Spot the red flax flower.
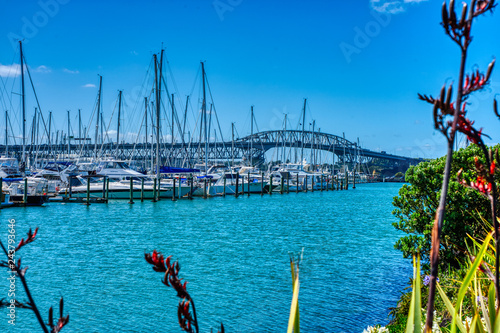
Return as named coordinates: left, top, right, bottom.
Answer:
left=144, top=250, right=168, bottom=272
left=178, top=300, right=195, bottom=333
left=458, top=156, right=496, bottom=196
left=145, top=251, right=200, bottom=332
left=47, top=298, right=69, bottom=333
left=463, top=60, right=495, bottom=96
left=474, top=0, right=496, bottom=16
left=15, top=227, right=39, bottom=252
left=456, top=106, right=484, bottom=145
left=145, top=251, right=226, bottom=333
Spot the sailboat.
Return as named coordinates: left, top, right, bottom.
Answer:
left=1, top=41, right=49, bottom=206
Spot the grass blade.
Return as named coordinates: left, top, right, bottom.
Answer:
left=489, top=282, right=496, bottom=331
left=287, top=272, right=300, bottom=333
left=437, top=283, right=467, bottom=333
left=290, top=258, right=300, bottom=333
left=406, top=255, right=422, bottom=333
left=452, top=232, right=494, bottom=333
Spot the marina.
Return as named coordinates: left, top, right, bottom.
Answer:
left=0, top=41, right=420, bottom=209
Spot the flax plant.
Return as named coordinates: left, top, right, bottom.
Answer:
left=145, top=251, right=303, bottom=332
left=288, top=253, right=301, bottom=333
left=145, top=251, right=224, bottom=333
left=417, top=0, right=496, bottom=330
left=0, top=227, right=69, bottom=333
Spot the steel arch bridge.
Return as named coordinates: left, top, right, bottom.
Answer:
left=0, top=130, right=424, bottom=170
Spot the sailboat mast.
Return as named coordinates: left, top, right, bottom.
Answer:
left=5, top=111, right=8, bottom=155
left=31, top=108, right=36, bottom=147
left=343, top=132, right=346, bottom=175
left=48, top=111, right=52, bottom=157
left=95, top=75, right=102, bottom=158
left=282, top=113, right=287, bottom=163
left=182, top=95, right=189, bottom=142
left=231, top=122, right=234, bottom=166
left=144, top=97, right=148, bottom=146
left=144, top=97, right=148, bottom=170
left=19, top=41, right=26, bottom=163
left=67, top=110, right=71, bottom=155
left=171, top=93, right=174, bottom=148
left=301, top=98, right=307, bottom=164
left=155, top=50, right=164, bottom=181
left=154, top=54, right=158, bottom=176
left=250, top=105, right=254, bottom=166
left=150, top=101, right=154, bottom=173
left=171, top=93, right=175, bottom=166
left=116, top=90, right=122, bottom=159
left=100, top=111, right=104, bottom=144
left=201, top=62, right=207, bottom=174
left=78, top=109, right=81, bottom=151
left=311, top=119, right=315, bottom=167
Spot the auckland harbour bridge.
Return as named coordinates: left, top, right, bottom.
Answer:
left=1, top=129, right=424, bottom=172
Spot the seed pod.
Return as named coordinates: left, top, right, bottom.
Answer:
left=433, top=101, right=439, bottom=129
left=60, top=297, right=64, bottom=318
left=440, top=85, right=446, bottom=105
left=442, top=1, right=449, bottom=26
left=459, top=2, right=468, bottom=28
left=48, top=306, right=54, bottom=327
left=445, top=84, right=453, bottom=107
left=449, top=0, right=457, bottom=28
left=486, top=58, right=495, bottom=81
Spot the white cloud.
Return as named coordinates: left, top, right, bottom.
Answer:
left=63, top=68, right=79, bottom=74
left=0, top=63, right=21, bottom=77
left=82, top=83, right=96, bottom=88
left=370, top=0, right=428, bottom=14
left=34, top=65, right=51, bottom=73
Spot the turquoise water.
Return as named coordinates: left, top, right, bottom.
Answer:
left=0, top=183, right=411, bottom=332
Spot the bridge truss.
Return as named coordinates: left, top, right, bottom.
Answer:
left=1, top=130, right=423, bottom=171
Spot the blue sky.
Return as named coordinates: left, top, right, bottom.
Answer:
left=0, top=0, right=499, bottom=159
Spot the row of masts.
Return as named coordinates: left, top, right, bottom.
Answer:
left=6, top=42, right=351, bottom=172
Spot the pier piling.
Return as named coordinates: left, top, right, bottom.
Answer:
left=106, top=178, right=109, bottom=202
left=260, top=172, right=264, bottom=196
left=189, top=175, right=194, bottom=199
left=141, top=178, right=144, bottom=202
left=157, top=177, right=161, bottom=200
left=353, top=168, right=356, bottom=189
left=152, top=178, right=157, bottom=202
left=296, top=174, right=299, bottom=193
left=269, top=174, right=273, bottom=195
left=128, top=177, right=134, bottom=204
left=235, top=174, right=239, bottom=198
left=85, top=178, right=90, bottom=206
left=223, top=175, right=226, bottom=197
left=172, top=178, right=177, bottom=201
left=23, top=178, right=27, bottom=204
